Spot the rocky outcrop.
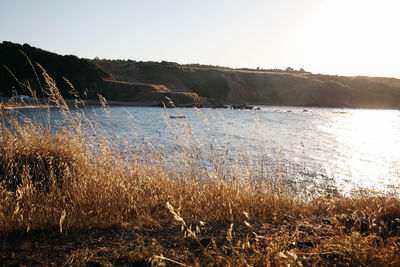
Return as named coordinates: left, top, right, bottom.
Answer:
left=230, top=104, right=258, bottom=110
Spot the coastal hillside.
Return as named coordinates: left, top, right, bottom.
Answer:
left=0, top=41, right=110, bottom=99
left=97, top=60, right=400, bottom=109
left=0, top=42, right=199, bottom=106
left=2, top=41, right=400, bottom=109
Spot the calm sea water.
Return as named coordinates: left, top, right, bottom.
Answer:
left=8, top=106, right=400, bottom=193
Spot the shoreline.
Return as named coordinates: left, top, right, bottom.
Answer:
left=2, top=99, right=400, bottom=111
left=1, top=104, right=55, bottom=110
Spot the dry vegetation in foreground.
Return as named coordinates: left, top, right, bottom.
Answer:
left=0, top=70, right=400, bottom=266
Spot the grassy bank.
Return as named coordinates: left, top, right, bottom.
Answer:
left=1, top=78, right=400, bottom=266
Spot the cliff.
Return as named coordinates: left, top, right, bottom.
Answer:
left=2, top=41, right=400, bottom=109
left=97, top=60, right=400, bottom=109
left=0, top=42, right=200, bottom=106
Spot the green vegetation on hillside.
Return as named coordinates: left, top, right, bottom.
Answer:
left=0, top=42, right=200, bottom=106
left=98, top=59, right=400, bottom=109
left=2, top=41, right=400, bottom=109
left=0, top=41, right=111, bottom=98
left=98, top=60, right=231, bottom=99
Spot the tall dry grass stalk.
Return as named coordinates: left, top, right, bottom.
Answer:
left=0, top=64, right=400, bottom=266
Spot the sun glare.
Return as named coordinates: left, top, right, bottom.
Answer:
left=292, top=0, right=400, bottom=77
left=332, top=110, right=400, bottom=190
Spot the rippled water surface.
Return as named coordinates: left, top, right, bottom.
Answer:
left=10, top=106, right=400, bottom=193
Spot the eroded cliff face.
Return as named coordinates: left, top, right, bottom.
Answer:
left=97, top=60, right=141, bottom=83
left=96, top=60, right=190, bottom=92
left=94, top=58, right=400, bottom=109
left=2, top=41, right=400, bottom=109
left=222, top=72, right=258, bottom=104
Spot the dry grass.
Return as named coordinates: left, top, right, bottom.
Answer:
left=0, top=67, right=400, bottom=266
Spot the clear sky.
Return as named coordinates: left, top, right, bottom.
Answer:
left=1, top=0, right=399, bottom=78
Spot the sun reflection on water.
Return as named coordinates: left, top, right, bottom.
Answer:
left=329, top=109, right=400, bottom=191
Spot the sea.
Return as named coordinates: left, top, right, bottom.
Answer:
left=5, top=105, right=400, bottom=195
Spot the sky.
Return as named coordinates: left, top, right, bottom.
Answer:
left=1, top=0, right=400, bottom=78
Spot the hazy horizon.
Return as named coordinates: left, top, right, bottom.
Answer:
left=1, top=0, right=400, bottom=78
